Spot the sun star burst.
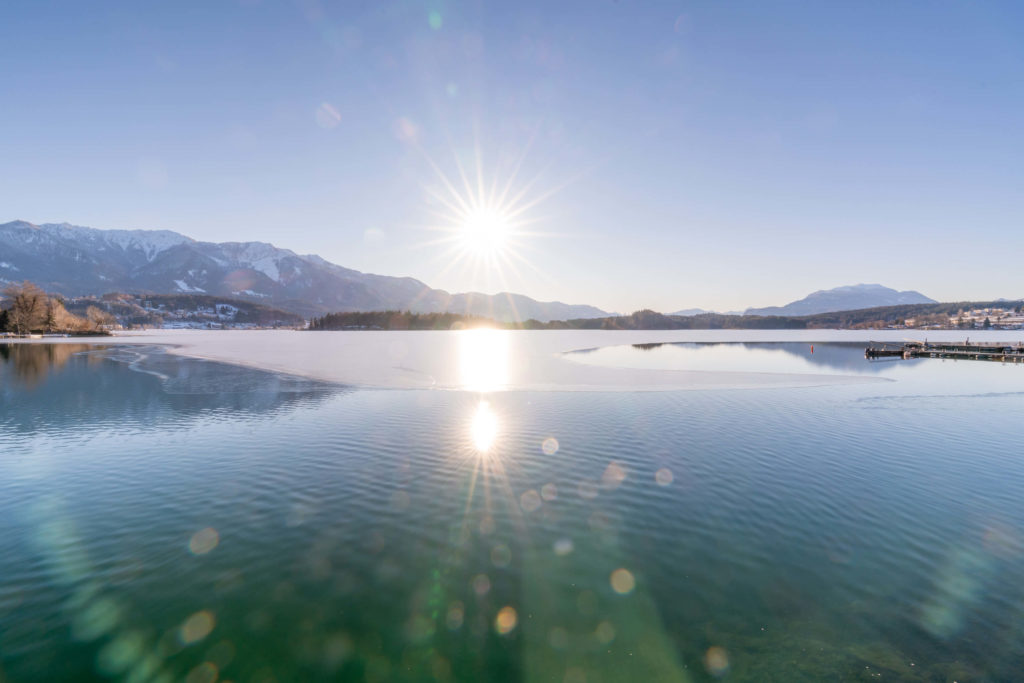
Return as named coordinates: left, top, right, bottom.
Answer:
left=410, top=139, right=565, bottom=305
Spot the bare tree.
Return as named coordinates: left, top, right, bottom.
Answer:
left=3, top=281, right=48, bottom=335
left=50, top=299, right=90, bottom=332
left=86, top=305, right=116, bottom=331
left=44, top=300, right=57, bottom=333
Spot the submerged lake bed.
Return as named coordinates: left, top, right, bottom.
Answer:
left=2, top=333, right=1023, bottom=681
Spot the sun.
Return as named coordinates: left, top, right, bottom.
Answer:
left=410, top=138, right=570, bottom=311
left=460, top=207, right=511, bottom=258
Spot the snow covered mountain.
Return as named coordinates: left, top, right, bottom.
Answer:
left=744, top=284, right=936, bottom=317
left=0, top=220, right=609, bottom=321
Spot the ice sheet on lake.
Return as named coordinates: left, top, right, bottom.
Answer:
left=12, top=328, right=1019, bottom=391
left=0, top=329, right=905, bottom=391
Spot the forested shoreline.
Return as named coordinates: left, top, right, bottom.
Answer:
left=309, top=300, right=1024, bottom=332
left=0, top=281, right=112, bottom=336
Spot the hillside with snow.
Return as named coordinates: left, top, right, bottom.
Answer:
left=0, top=220, right=608, bottom=321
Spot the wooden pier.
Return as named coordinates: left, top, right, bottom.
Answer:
left=865, top=341, right=1024, bottom=362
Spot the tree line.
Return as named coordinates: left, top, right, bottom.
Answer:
left=0, top=281, right=114, bottom=335
left=307, top=308, right=808, bottom=331
left=309, top=310, right=499, bottom=330
left=307, top=299, right=1024, bottom=332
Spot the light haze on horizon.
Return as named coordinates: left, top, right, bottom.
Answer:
left=2, top=1, right=1023, bottom=313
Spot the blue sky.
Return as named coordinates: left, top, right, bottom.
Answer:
left=2, top=1, right=1022, bottom=313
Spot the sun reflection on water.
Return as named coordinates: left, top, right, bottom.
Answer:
left=470, top=401, right=499, bottom=452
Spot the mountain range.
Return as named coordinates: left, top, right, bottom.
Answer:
left=668, top=307, right=743, bottom=317
left=0, top=220, right=609, bottom=322
left=743, top=284, right=936, bottom=316
left=0, top=222, right=947, bottom=322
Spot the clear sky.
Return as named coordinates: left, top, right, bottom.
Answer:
left=2, top=1, right=1023, bottom=313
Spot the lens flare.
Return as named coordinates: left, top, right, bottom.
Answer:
left=495, top=606, right=518, bottom=634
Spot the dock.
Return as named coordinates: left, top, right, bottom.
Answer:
left=865, top=341, right=1024, bottom=362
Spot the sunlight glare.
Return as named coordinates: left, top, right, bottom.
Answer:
left=459, top=328, right=509, bottom=392
left=460, top=207, right=510, bottom=258
left=471, top=401, right=500, bottom=452
left=413, top=144, right=565, bottom=306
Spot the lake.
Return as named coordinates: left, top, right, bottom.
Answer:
left=2, top=333, right=1023, bottom=682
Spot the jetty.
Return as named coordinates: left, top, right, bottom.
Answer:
left=866, top=340, right=1024, bottom=362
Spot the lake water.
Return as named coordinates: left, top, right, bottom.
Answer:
left=2, top=335, right=1023, bottom=682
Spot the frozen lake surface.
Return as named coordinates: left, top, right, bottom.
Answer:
left=16, top=328, right=1024, bottom=391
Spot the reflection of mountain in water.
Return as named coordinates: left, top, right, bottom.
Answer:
left=0, top=344, right=343, bottom=436
left=744, top=342, right=922, bottom=373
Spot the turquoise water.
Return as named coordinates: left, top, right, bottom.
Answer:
left=2, top=342, right=1023, bottom=682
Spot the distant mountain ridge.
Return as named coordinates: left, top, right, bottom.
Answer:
left=744, top=284, right=936, bottom=317
left=668, top=307, right=743, bottom=317
left=668, top=308, right=712, bottom=317
left=0, top=220, right=609, bottom=322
